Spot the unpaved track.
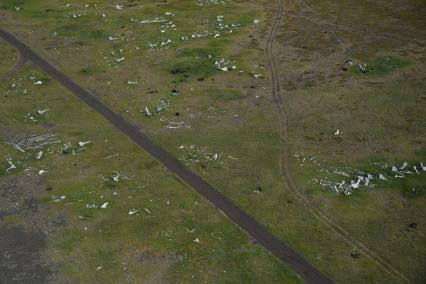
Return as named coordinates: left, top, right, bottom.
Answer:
left=0, top=26, right=333, bottom=284
left=0, top=49, right=27, bottom=83
left=266, top=0, right=409, bottom=282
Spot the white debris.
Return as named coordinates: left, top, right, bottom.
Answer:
left=421, top=162, right=426, bottom=171
left=100, top=202, right=109, bottom=209
left=38, top=169, right=47, bottom=175
left=358, top=63, right=367, bottom=73
left=128, top=209, right=138, bottom=215
left=52, top=195, right=66, bottom=202
left=33, top=80, right=43, bottom=85
left=86, top=203, right=98, bottom=209
left=400, top=162, right=408, bottom=170
left=78, top=141, right=91, bottom=147
left=37, top=109, right=49, bottom=115
left=127, top=80, right=138, bottom=85
left=379, top=174, right=387, bottom=180
left=193, top=238, right=200, bottom=243
left=140, top=17, right=167, bottom=24
left=334, top=129, right=340, bottom=136
left=5, top=159, right=17, bottom=173
left=96, top=266, right=103, bottom=271
left=115, top=4, right=123, bottom=10
left=112, top=172, right=120, bottom=182
left=36, top=151, right=43, bottom=160
left=116, top=57, right=125, bottom=62
left=144, top=208, right=151, bottom=214
left=108, top=36, right=118, bottom=41
left=253, top=19, right=260, bottom=25
left=413, top=166, right=420, bottom=174
left=144, top=107, right=153, bottom=116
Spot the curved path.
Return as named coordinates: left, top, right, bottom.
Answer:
left=0, top=46, right=27, bottom=83
left=265, top=0, right=408, bottom=282
left=0, top=24, right=332, bottom=284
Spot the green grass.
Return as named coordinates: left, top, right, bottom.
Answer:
left=1, top=0, right=425, bottom=283
left=351, top=56, right=410, bottom=76
left=0, top=62, right=301, bottom=283
left=205, top=88, right=246, bottom=100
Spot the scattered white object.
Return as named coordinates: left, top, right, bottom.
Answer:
left=78, top=141, right=91, bottom=147
left=115, top=4, right=123, bottom=10
left=38, top=169, right=47, bottom=175
left=421, top=162, right=426, bottom=171
left=379, top=174, right=387, bottom=180
left=100, top=202, right=109, bottom=209
left=112, top=172, right=120, bottom=182
left=400, top=162, right=408, bottom=170
left=37, top=109, right=49, bottom=115
left=144, top=107, right=153, bottom=116
left=253, top=19, right=260, bottom=24
left=116, top=57, right=125, bottom=62
left=96, top=266, right=103, bottom=271
left=128, top=209, right=138, bottom=215
left=127, top=80, right=138, bottom=85
left=33, top=80, right=43, bottom=85
left=36, top=151, right=43, bottom=160
left=193, top=238, right=200, bottom=243
left=108, top=36, right=118, bottom=41
left=413, top=166, right=420, bottom=174
left=144, top=208, right=151, bottom=214
left=6, top=159, right=16, bottom=173
left=358, top=63, right=367, bottom=73
left=52, top=195, right=66, bottom=202
left=334, top=129, right=340, bottom=136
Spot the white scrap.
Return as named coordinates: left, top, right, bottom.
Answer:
left=379, top=174, right=387, bottom=180
left=421, top=162, right=426, bottom=171
left=116, top=57, right=125, bottom=62
left=127, top=80, right=138, bottom=85
left=37, top=109, right=49, bottom=115
left=144, top=208, right=151, bottom=214
left=100, top=202, right=109, bottom=209
left=5, top=159, right=17, bottom=173
left=78, top=141, right=91, bottom=147
left=36, top=151, right=43, bottom=160
left=33, top=80, right=43, bottom=85
left=400, top=162, right=408, bottom=170
left=253, top=19, right=260, bottom=24
left=38, top=169, right=47, bottom=175
left=128, top=209, right=138, bottom=215
left=112, top=172, right=120, bottom=182
left=334, top=129, right=340, bottom=136
left=193, top=238, right=200, bottom=243
left=115, top=4, right=123, bottom=10
left=144, top=107, right=153, bottom=116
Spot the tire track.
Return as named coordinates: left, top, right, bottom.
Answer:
left=265, top=0, right=410, bottom=282
left=0, top=49, right=27, bottom=83
left=0, top=27, right=333, bottom=284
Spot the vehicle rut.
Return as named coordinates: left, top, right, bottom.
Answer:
left=265, top=0, right=410, bottom=282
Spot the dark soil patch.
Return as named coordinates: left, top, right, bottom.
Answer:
left=0, top=225, right=51, bottom=283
